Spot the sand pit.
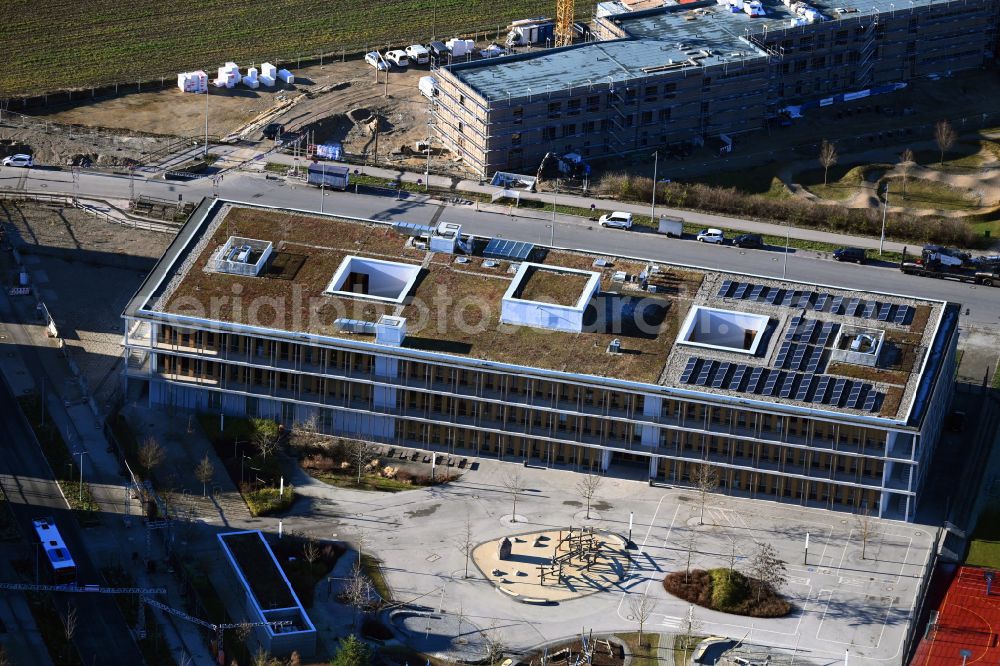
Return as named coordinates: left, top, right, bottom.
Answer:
left=472, top=527, right=628, bottom=603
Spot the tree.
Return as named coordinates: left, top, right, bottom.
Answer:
left=344, top=440, right=377, bottom=485
left=748, top=542, right=788, bottom=602
left=303, top=537, right=321, bottom=566
left=627, top=593, right=655, bottom=646
left=935, top=120, right=956, bottom=166
left=693, top=464, right=719, bottom=526
left=137, top=436, right=165, bottom=480
left=330, top=635, right=370, bottom=666
left=458, top=513, right=475, bottom=578
left=576, top=474, right=602, bottom=520
left=726, top=537, right=740, bottom=585
left=681, top=531, right=698, bottom=583
left=481, top=625, right=508, bottom=666
left=253, top=428, right=277, bottom=463
left=342, top=562, right=373, bottom=630
left=63, top=602, right=78, bottom=642
left=857, top=505, right=879, bottom=560
left=899, top=148, right=915, bottom=196
left=502, top=472, right=526, bottom=522
left=819, top=139, right=838, bottom=185
left=195, top=454, right=214, bottom=497
left=680, top=604, right=704, bottom=665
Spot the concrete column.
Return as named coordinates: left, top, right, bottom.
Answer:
left=648, top=455, right=659, bottom=479
left=599, top=448, right=611, bottom=472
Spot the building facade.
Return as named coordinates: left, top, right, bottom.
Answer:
left=430, top=0, right=1000, bottom=174
left=123, top=200, right=959, bottom=522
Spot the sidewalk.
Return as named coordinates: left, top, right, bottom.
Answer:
left=264, top=152, right=910, bottom=253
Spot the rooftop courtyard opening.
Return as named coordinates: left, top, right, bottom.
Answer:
left=324, top=256, right=422, bottom=304
left=678, top=306, right=770, bottom=355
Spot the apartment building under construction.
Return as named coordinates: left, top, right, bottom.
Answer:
left=123, top=200, right=958, bottom=522
left=430, top=0, right=1000, bottom=174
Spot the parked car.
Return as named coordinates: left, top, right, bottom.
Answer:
left=833, top=246, right=867, bottom=264
left=405, top=44, right=430, bottom=65
left=734, top=233, right=764, bottom=249
left=598, top=211, right=634, bottom=229
left=696, top=228, right=725, bottom=244
left=1, top=154, right=32, bottom=168
left=262, top=123, right=284, bottom=140
left=364, top=51, right=388, bottom=71
left=385, top=50, right=410, bottom=68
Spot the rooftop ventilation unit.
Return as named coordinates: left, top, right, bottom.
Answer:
left=335, top=319, right=378, bottom=335
left=207, top=237, right=273, bottom=276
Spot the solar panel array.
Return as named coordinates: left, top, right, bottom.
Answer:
left=717, top=280, right=915, bottom=326
left=484, top=238, right=534, bottom=260
left=678, top=356, right=881, bottom=412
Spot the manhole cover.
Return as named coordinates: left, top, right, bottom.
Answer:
left=426, top=553, right=440, bottom=562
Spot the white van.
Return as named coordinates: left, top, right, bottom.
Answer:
left=405, top=44, right=430, bottom=65
left=385, top=50, right=410, bottom=68
left=696, top=228, right=726, bottom=244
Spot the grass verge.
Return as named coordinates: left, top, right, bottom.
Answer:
left=673, top=634, right=706, bottom=666
left=883, top=177, right=980, bottom=211
left=967, top=506, right=1000, bottom=568
left=360, top=553, right=392, bottom=602
left=618, top=631, right=660, bottom=665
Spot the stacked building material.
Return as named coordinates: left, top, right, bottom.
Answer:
left=277, top=68, right=295, bottom=84
left=242, top=66, right=260, bottom=89
left=259, top=62, right=277, bottom=87
left=177, top=71, right=208, bottom=93
left=214, top=62, right=240, bottom=88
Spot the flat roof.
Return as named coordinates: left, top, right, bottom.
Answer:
left=446, top=0, right=963, bottom=100
left=126, top=201, right=950, bottom=424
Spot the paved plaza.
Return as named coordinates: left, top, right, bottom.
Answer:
left=284, top=456, right=936, bottom=665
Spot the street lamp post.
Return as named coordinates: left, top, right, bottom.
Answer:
left=203, top=85, right=210, bottom=157
left=880, top=182, right=889, bottom=256
left=551, top=190, right=557, bottom=246
left=75, top=451, right=87, bottom=504
left=782, top=220, right=790, bottom=280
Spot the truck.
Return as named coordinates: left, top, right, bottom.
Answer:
left=505, top=18, right=555, bottom=47
left=656, top=215, right=684, bottom=238
left=307, top=163, right=350, bottom=190
left=899, top=245, right=1000, bottom=286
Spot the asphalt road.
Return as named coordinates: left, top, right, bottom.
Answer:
left=0, top=347, right=143, bottom=661
left=2, top=165, right=998, bottom=327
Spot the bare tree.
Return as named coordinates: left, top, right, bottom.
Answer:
left=682, top=531, right=698, bottom=583
left=502, top=472, right=526, bottom=522
left=857, top=505, right=879, bottom=560
left=344, top=440, right=377, bottom=484
left=253, top=429, right=277, bottom=463
left=576, top=474, right=603, bottom=520
left=234, top=618, right=253, bottom=646
left=252, top=648, right=271, bottom=666
left=680, top=604, right=704, bottom=665
left=725, top=537, right=740, bottom=584
left=195, top=454, right=214, bottom=497
left=819, top=139, right=838, bottom=185
left=342, top=562, right=374, bottom=630
left=935, top=120, right=957, bottom=166
left=458, top=513, right=475, bottom=578
left=481, top=624, right=508, bottom=666
left=63, top=602, right=78, bottom=642
left=899, top=148, right=915, bottom=196
left=303, top=537, right=321, bottom=566
left=748, top=542, right=788, bottom=602
left=693, top=464, right=719, bottom=526
left=628, top=593, right=656, bottom=646
left=137, top=436, right=165, bottom=480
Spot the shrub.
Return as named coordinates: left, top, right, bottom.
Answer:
left=663, top=568, right=791, bottom=618
left=243, top=484, right=295, bottom=516
left=381, top=466, right=397, bottom=479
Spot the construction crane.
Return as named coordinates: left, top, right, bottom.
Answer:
left=555, top=0, right=575, bottom=46
left=141, top=596, right=292, bottom=662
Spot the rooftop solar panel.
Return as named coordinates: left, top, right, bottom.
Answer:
left=484, top=238, right=534, bottom=260
left=778, top=373, right=797, bottom=398
left=801, top=319, right=819, bottom=343
left=747, top=368, right=765, bottom=393
left=762, top=371, right=780, bottom=397
left=795, top=375, right=815, bottom=401
left=790, top=345, right=807, bottom=369
left=814, top=293, right=830, bottom=311
left=695, top=361, right=716, bottom=386
left=774, top=341, right=792, bottom=368
left=785, top=317, right=802, bottom=341
left=830, top=378, right=848, bottom=406
left=749, top=285, right=765, bottom=301
left=766, top=289, right=783, bottom=305
left=712, top=362, right=732, bottom=389
left=680, top=357, right=699, bottom=383
left=862, top=301, right=877, bottom=318
left=816, top=322, right=836, bottom=347
left=780, top=290, right=795, bottom=307
left=805, top=347, right=824, bottom=373
left=830, top=295, right=845, bottom=314
left=728, top=364, right=748, bottom=390
left=717, top=280, right=734, bottom=298
left=847, top=383, right=867, bottom=409
left=796, top=291, right=813, bottom=308
left=894, top=305, right=912, bottom=325
left=811, top=376, right=831, bottom=403
left=733, top=283, right=751, bottom=299
left=863, top=390, right=879, bottom=411
left=846, top=298, right=861, bottom=317
left=877, top=303, right=893, bottom=321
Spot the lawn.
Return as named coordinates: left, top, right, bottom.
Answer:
left=672, top=635, right=706, bottom=666
left=618, top=631, right=660, bottom=666
left=0, top=0, right=586, bottom=97
left=966, top=507, right=1000, bottom=568
left=683, top=169, right=789, bottom=199
left=882, top=177, right=980, bottom=211
left=798, top=164, right=874, bottom=201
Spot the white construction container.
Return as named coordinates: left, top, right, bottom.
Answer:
left=418, top=76, right=437, bottom=99
left=261, top=62, right=278, bottom=79
left=277, top=69, right=294, bottom=84
left=177, top=70, right=208, bottom=93
left=242, top=66, right=259, bottom=88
